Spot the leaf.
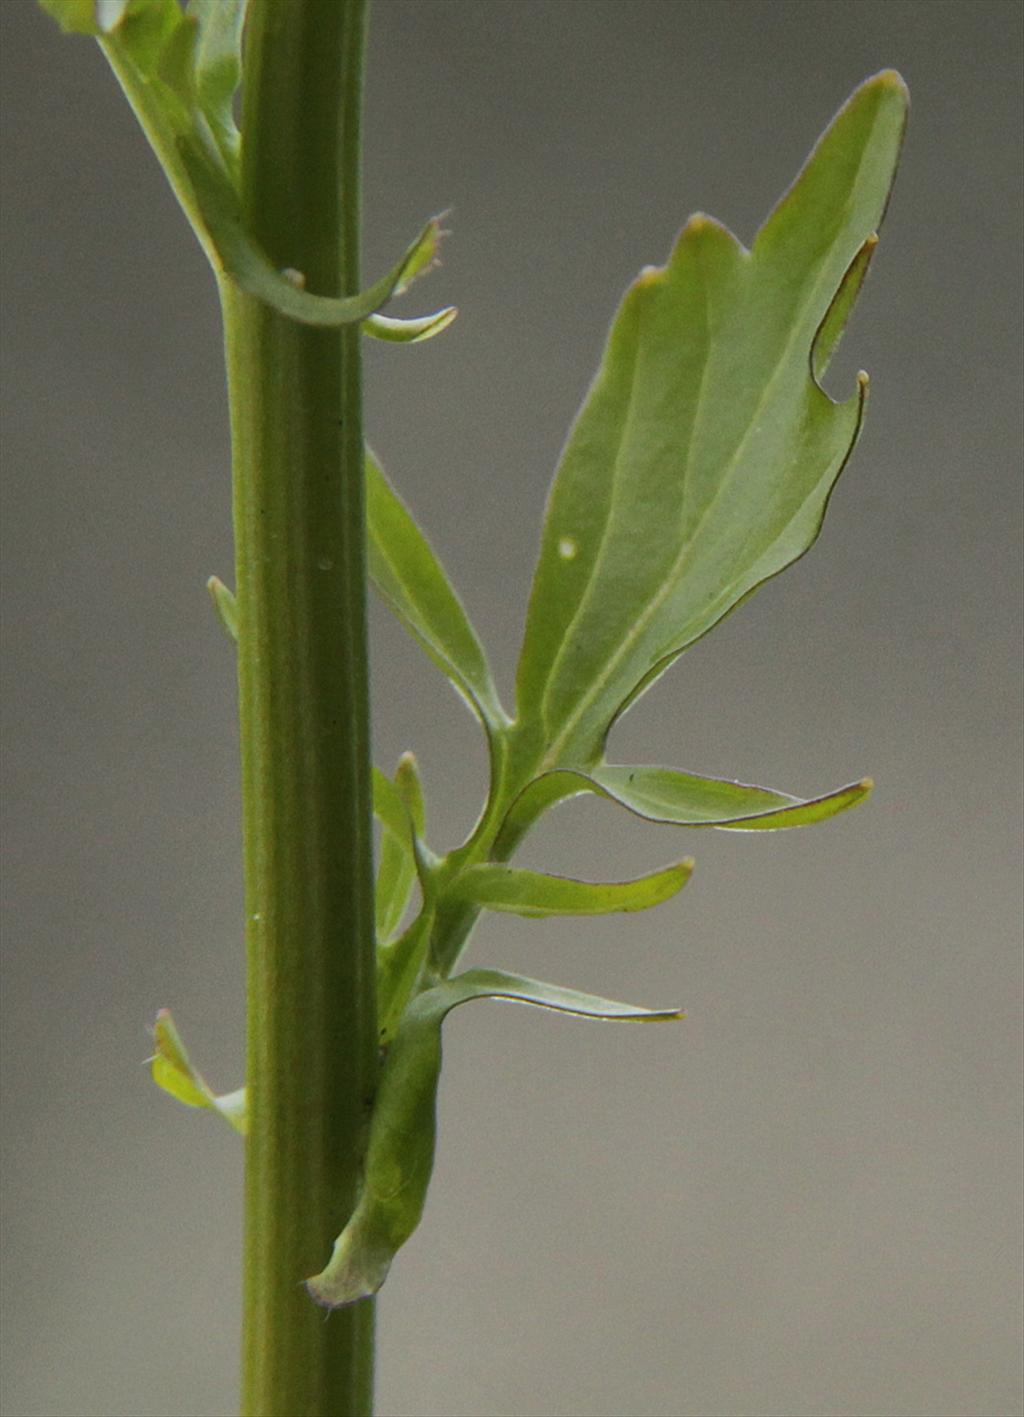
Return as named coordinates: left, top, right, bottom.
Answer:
left=449, top=858, right=693, bottom=918
left=363, top=308, right=458, bottom=343
left=366, top=448, right=506, bottom=731
left=394, top=752, right=426, bottom=836
left=38, top=0, right=110, bottom=32
left=376, top=756, right=421, bottom=945
left=376, top=826, right=416, bottom=945
left=306, top=969, right=682, bottom=1308
left=376, top=909, right=434, bottom=1048
left=513, top=72, right=907, bottom=768
left=186, top=0, right=247, bottom=175
left=179, top=136, right=450, bottom=329
left=150, top=1009, right=246, bottom=1134
left=372, top=766, right=413, bottom=844
left=206, top=575, right=238, bottom=641
left=109, top=0, right=186, bottom=80
left=496, top=763, right=873, bottom=849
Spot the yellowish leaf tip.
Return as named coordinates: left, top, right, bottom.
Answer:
left=873, top=68, right=910, bottom=99
left=636, top=264, right=664, bottom=289
left=856, top=370, right=870, bottom=391
left=858, top=777, right=875, bottom=792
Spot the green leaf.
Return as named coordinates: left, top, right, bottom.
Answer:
left=376, top=825, right=416, bottom=945
left=206, top=575, right=238, bottom=641
left=38, top=0, right=107, bottom=32
left=186, top=0, right=247, bottom=175
left=366, top=448, right=506, bottom=731
left=363, top=308, right=458, bottom=343
left=376, top=756, right=422, bottom=945
left=111, top=0, right=186, bottom=80
left=205, top=461, right=504, bottom=753
left=394, top=752, right=426, bottom=836
left=514, top=73, right=907, bottom=768
left=376, top=908, right=434, bottom=1048
left=150, top=1009, right=246, bottom=1134
left=496, top=764, right=873, bottom=848
left=180, top=137, right=450, bottom=328
left=449, top=857, right=693, bottom=918
left=306, top=969, right=682, bottom=1309
left=372, top=766, right=412, bottom=843
left=37, top=0, right=143, bottom=34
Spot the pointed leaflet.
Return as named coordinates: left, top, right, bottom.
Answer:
left=514, top=73, right=907, bottom=768
left=450, top=858, right=693, bottom=917
left=496, top=764, right=873, bottom=850
left=366, top=449, right=506, bottom=730
left=181, top=138, right=454, bottom=329
left=306, top=969, right=682, bottom=1308
left=151, top=1010, right=246, bottom=1133
left=206, top=575, right=238, bottom=641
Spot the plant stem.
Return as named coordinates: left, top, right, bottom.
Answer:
left=222, top=2, right=376, bottom=1413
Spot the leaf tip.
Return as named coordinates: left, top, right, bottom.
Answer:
left=871, top=68, right=910, bottom=102
left=635, top=264, right=665, bottom=290
left=857, top=776, right=875, bottom=794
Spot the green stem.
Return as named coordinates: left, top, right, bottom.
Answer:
left=224, top=2, right=376, bottom=1413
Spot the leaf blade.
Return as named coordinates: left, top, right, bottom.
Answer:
left=498, top=763, right=872, bottom=846
left=366, top=448, right=505, bottom=729
left=186, top=0, right=246, bottom=175
left=363, top=308, right=458, bottom=343
left=514, top=73, right=907, bottom=766
left=450, top=858, right=693, bottom=917
left=150, top=1009, right=246, bottom=1134
left=306, top=969, right=682, bottom=1308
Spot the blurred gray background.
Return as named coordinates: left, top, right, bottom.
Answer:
left=2, top=2, right=1021, bottom=1415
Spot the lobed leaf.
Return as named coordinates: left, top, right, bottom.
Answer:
left=514, top=73, right=907, bottom=768
left=306, top=968, right=682, bottom=1308
left=366, top=449, right=506, bottom=731
left=150, top=1009, right=246, bottom=1133
left=450, top=858, right=693, bottom=917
